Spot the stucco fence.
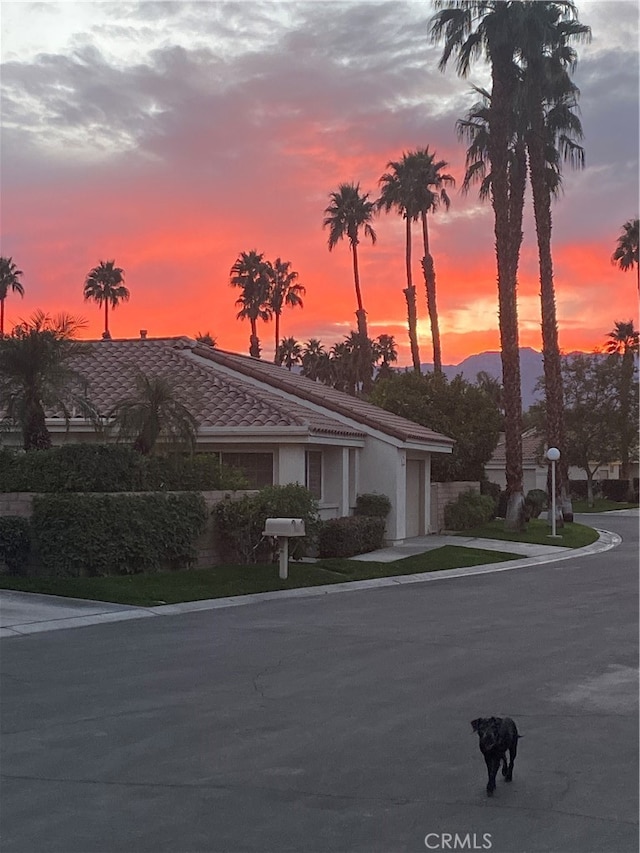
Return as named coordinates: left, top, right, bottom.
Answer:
left=0, top=482, right=480, bottom=573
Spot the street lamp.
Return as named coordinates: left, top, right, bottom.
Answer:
left=546, top=447, right=561, bottom=538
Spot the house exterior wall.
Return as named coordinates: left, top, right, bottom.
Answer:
left=357, top=440, right=405, bottom=542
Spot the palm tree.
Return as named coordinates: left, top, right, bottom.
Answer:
left=0, top=257, right=24, bottom=336
left=411, top=147, right=455, bottom=374
left=373, top=333, right=398, bottom=381
left=519, top=1, right=589, bottom=522
left=377, top=155, right=422, bottom=373
left=277, top=337, right=303, bottom=371
left=83, top=260, right=129, bottom=340
left=195, top=331, right=217, bottom=347
left=605, top=320, right=639, bottom=496
left=109, top=368, right=198, bottom=455
left=267, top=258, right=305, bottom=364
left=432, top=0, right=528, bottom=529
left=612, top=219, right=639, bottom=291
left=230, top=250, right=271, bottom=358
left=301, top=339, right=328, bottom=382
left=323, top=182, right=377, bottom=341
left=0, top=312, right=94, bottom=450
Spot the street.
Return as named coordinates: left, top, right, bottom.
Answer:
left=1, top=512, right=637, bottom=853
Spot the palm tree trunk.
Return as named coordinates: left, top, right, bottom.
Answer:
left=350, top=241, right=368, bottom=339
left=249, top=318, right=260, bottom=358
left=420, top=212, right=442, bottom=374
left=0, top=298, right=4, bottom=335
left=619, top=347, right=633, bottom=498
left=529, top=126, right=571, bottom=522
left=404, top=216, right=421, bottom=373
left=274, top=312, right=281, bottom=364
left=23, top=396, right=51, bottom=451
left=489, top=54, right=525, bottom=531
left=104, top=301, right=109, bottom=338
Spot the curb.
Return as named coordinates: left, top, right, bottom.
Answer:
left=0, top=528, right=621, bottom=638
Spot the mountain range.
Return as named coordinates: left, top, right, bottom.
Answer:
left=421, top=347, right=546, bottom=411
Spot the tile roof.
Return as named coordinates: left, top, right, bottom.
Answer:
left=62, top=338, right=365, bottom=439
left=54, top=337, right=453, bottom=449
left=189, top=343, right=454, bottom=447
left=488, top=429, right=545, bottom=465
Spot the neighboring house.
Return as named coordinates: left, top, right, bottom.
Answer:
left=7, top=337, right=455, bottom=544
left=485, top=428, right=632, bottom=492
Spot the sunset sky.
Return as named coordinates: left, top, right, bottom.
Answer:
left=1, top=0, right=638, bottom=366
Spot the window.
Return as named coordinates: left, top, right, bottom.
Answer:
left=305, top=451, right=323, bottom=499
left=222, top=452, right=273, bottom=488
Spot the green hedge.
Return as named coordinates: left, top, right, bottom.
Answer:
left=0, top=445, right=248, bottom=492
left=444, top=489, right=496, bottom=531
left=31, top=492, right=208, bottom=577
left=525, top=489, right=548, bottom=519
left=0, top=517, right=31, bottom=575
left=214, top=484, right=320, bottom=564
left=318, top=516, right=386, bottom=558
left=353, top=493, right=391, bottom=518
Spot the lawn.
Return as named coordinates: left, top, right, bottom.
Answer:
left=0, top=545, right=520, bottom=607
left=453, top=518, right=599, bottom=548
left=572, top=498, right=639, bottom=513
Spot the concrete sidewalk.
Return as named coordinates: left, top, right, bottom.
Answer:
left=0, top=524, right=621, bottom=639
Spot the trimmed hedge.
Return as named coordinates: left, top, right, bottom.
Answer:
left=31, top=492, right=208, bottom=577
left=444, top=489, right=496, bottom=531
left=0, top=445, right=248, bottom=493
left=318, top=516, right=386, bottom=558
left=354, top=493, right=391, bottom=518
left=214, top=484, right=320, bottom=564
left=0, top=517, right=31, bottom=575
left=600, top=479, right=634, bottom=502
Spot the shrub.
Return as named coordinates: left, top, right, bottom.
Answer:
left=214, top=484, right=320, bottom=564
left=0, top=445, right=247, bottom=492
left=496, top=490, right=509, bottom=519
left=318, top=516, right=386, bottom=558
left=480, top=479, right=501, bottom=519
left=354, top=493, right=391, bottom=518
left=444, top=489, right=495, bottom=531
left=524, top=489, right=548, bottom=519
left=31, top=492, right=208, bottom=577
left=0, top=517, right=31, bottom=575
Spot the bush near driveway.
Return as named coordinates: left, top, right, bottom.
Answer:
left=318, top=516, right=386, bottom=558
left=0, top=517, right=31, bottom=575
left=444, top=489, right=496, bottom=531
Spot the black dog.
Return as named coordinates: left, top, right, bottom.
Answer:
left=471, top=716, right=520, bottom=796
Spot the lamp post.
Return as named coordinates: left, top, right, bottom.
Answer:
left=546, top=447, right=561, bottom=538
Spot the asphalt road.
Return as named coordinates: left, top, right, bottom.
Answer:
left=1, top=513, right=637, bottom=853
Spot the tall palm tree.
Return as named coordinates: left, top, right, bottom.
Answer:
left=0, top=312, right=94, bottom=450
left=411, top=147, right=455, bottom=374
left=0, top=257, right=24, bottom=336
left=109, top=368, right=198, bottom=456
left=519, top=0, right=589, bottom=522
left=230, top=250, right=272, bottom=358
left=267, top=258, right=305, bottom=364
left=605, top=320, right=639, bottom=496
left=277, top=337, right=303, bottom=371
left=83, top=260, right=129, bottom=340
left=432, top=0, right=528, bottom=529
left=377, top=155, right=422, bottom=373
left=323, top=182, right=377, bottom=341
left=612, top=219, right=639, bottom=291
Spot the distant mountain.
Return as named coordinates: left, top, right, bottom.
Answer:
left=420, top=347, right=545, bottom=410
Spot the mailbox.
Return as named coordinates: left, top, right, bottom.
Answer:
left=262, top=518, right=306, bottom=580
left=263, top=518, right=305, bottom=537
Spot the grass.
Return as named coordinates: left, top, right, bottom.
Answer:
left=452, top=518, right=599, bottom=548
left=572, top=498, right=639, bottom=513
left=0, top=545, right=520, bottom=607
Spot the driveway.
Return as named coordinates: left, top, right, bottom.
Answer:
left=0, top=512, right=637, bottom=852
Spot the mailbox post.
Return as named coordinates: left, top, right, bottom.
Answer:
left=263, top=518, right=306, bottom=580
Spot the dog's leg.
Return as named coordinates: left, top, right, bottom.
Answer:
left=505, top=740, right=517, bottom=782
left=501, top=754, right=508, bottom=777
left=485, top=755, right=499, bottom=796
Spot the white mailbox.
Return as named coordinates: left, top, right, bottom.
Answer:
left=262, top=518, right=306, bottom=579
left=263, top=518, right=306, bottom=537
